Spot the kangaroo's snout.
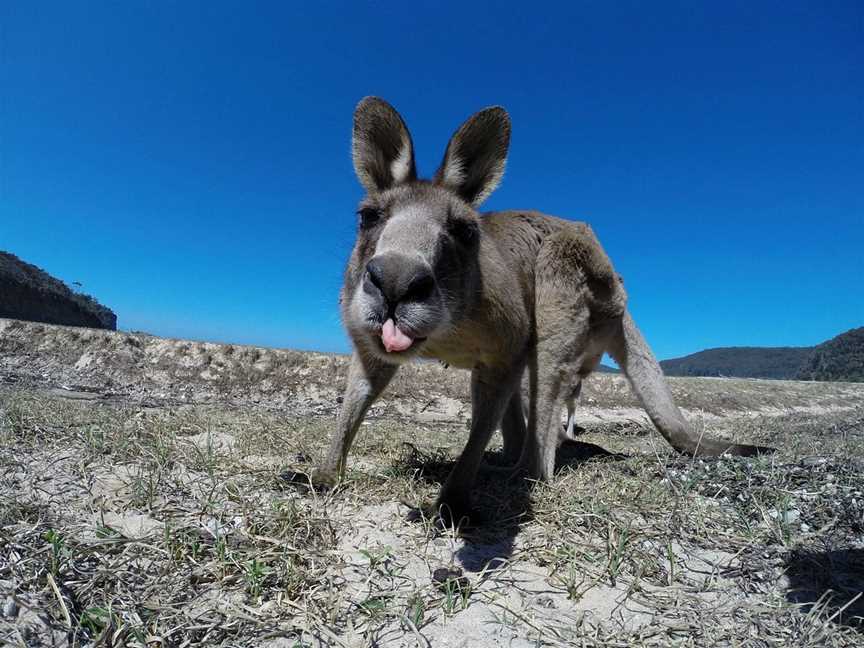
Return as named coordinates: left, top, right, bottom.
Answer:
left=364, top=254, right=434, bottom=314
left=360, top=252, right=438, bottom=355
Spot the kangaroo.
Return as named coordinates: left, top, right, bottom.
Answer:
left=312, top=97, right=769, bottom=522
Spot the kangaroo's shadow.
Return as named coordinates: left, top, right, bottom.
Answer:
left=395, top=440, right=626, bottom=573
left=785, top=548, right=864, bottom=631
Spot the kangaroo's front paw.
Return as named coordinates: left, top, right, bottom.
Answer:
left=281, top=467, right=339, bottom=493
left=308, top=467, right=340, bottom=491
left=279, top=469, right=312, bottom=491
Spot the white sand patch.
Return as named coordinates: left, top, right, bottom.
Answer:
left=87, top=464, right=145, bottom=508
left=395, top=396, right=468, bottom=423
left=91, top=510, right=164, bottom=538
left=184, top=430, right=237, bottom=453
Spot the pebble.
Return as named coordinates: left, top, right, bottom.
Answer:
left=2, top=597, right=18, bottom=619
left=801, top=456, right=827, bottom=467
left=536, top=595, right=558, bottom=609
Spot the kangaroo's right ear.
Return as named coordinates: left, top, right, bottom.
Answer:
left=352, top=97, right=417, bottom=193
left=434, top=107, right=510, bottom=206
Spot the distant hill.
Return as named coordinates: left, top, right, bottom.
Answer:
left=796, top=328, right=864, bottom=383
left=660, top=346, right=813, bottom=380
left=659, top=328, right=864, bottom=383
left=0, top=251, right=116, bottom=330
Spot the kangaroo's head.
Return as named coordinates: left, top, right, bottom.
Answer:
left=341, top=97, right=511, bottom=363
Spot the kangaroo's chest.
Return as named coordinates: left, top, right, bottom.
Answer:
left=420, top=302, right=532, bottom=370
left=420, top=329, right=501, bottom=369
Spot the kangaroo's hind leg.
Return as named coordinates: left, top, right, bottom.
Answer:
left=517, top=244, right=598, bottom=481
left=519, top=225, right=628, bottom=480
left=561, top=381, right=582, bottom=442
left=503, top=377, right=579, bottom=466
left=520, top=310, right=589, bottom=481
left=500, top=390, right=527, bottom=464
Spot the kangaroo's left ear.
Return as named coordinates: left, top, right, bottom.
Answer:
left=433, top=107, right=510, bottom=206
left=353, top=97, right=417, bottom=193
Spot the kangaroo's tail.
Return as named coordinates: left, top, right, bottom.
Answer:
left=607, top=311, right=773, bottom=457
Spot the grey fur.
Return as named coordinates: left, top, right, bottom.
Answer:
left=313, top=97, right=771, bottom=522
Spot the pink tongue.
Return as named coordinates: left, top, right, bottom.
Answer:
left=381, top=319, right=414, bottom=353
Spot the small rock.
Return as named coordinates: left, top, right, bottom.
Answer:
left=3, top=597, right=18, bottom=619
left=432, top=566, right=469, bottom=591
left=190, top=568, right=215, bottom=585
left=783, top=509, right=801, bottom=524
left=801, top=457, right=827, bottom=467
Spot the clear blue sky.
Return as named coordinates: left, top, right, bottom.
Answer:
left=2, top=1, right=862, bottom=359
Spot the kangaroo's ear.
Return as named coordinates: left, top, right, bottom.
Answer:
left=352, top=97, right=417, bottom=193
left=433, top=107, right=510, bottom=206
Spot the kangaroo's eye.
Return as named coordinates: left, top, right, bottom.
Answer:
left=358, top=207, right=382, bottom=229
left=449, top=218, right=479, bottom=246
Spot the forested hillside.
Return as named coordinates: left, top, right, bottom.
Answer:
left=660, top=346, right=812, bottom=379
left=0, top=251, right=116, bottom=330
left=796, top=327, right=864, bottom=383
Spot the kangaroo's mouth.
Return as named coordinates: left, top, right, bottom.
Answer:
left=380, top=319, right=426, bottom=354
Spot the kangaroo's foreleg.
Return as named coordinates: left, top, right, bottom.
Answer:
left=313, top=351, right=398, bottom=487
left=435, top=362, right=523, bottom=523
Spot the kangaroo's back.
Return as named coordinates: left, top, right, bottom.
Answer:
left=480, top=210, right=627, bottom=324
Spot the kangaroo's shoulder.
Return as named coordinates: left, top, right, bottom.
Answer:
left=480, top=209, right=625, bottom=317
left=481, top=210, right=612, bottom=267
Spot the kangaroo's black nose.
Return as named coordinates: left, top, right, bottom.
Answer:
left=365, top=257, right=387, bottom=294
left=364, top=254, right=434, bottom=305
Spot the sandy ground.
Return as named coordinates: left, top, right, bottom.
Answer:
left=1, top=318, right=863, bottom=646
